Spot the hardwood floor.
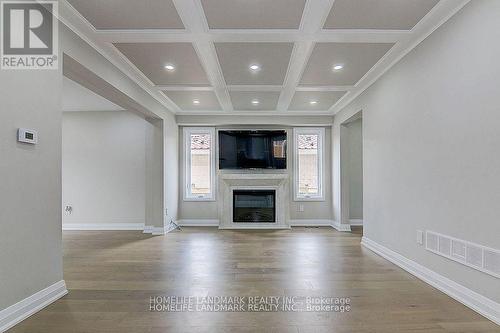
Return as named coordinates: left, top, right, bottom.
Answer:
left=8, top=227, right=498, bottom=332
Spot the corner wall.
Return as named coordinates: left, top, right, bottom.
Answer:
left=334, top=0, right=500, bottom=305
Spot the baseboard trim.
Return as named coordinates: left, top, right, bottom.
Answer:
left=177, top=219, right=220, bottom=227
left=151, top=226, right=166, bottom=235
left=289, top=219, right=334, bottom=227
left=349, top=219, right=363, bottom=226
left=332, top=220, right=352, bottom=232
left=361, top=237, right=500, bottom=326
left=63, top=223, right=144, bottom=231
left=143, top=225, right=168, bottom=235
left=0, top=280, right=68, bottom=332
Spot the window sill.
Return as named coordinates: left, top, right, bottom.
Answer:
left=183, top=197, right=217, bottom=202
left=293, top=197, right=325, bottom=202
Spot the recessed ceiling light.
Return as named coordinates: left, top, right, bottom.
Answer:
left=251, top=99, right=260, bottom=105
left=310, top=100, right=318, bottom=105
left=249, top=64, right=261, bottom=72
left=164, top=64, right=175, bottom=71
left=193, top=99, right=200, bottom=105
left=332, top=64, right=344, bottom=71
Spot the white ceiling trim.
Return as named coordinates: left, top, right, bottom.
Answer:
left=60, top=0, right=471, bottom=116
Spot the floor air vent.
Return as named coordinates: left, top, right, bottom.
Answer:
left=426, top=231, right=500, bottom=279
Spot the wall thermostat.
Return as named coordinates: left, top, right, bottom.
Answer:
left=18, top=128, right=38, bottom=144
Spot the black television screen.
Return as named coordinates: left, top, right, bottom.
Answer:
left=218, top=130, right=287, bottom=169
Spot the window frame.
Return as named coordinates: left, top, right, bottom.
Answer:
left=293, top=127, right=325, bottom=201
left=183, top=127, right=216, bottom=201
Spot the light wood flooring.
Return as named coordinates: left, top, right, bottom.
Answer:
left=8, top=227, right=499, bottom=332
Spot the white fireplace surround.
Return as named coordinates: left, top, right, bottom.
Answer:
left=218, top=173, right=290, bottom=229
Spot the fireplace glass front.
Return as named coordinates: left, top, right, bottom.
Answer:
left=233, top=190, right=276, bottom=223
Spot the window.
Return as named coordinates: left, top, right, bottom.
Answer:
left=184, top=127, right=215, bottom=201
left=294, top=128, right=325, bottom=201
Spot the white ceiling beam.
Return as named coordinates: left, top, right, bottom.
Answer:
left=276, top=41, right=315, bottom=111
left=156, top=86, right=214, bottom=91
left=61, top=0, right=471, bottom=116
left=295, top=86, right=353, bottom=92
left=193, top=40, right=233, bottom=111
left=175, top=110, right=334, bottom=117
left=95, top=30, right=408, bottom=44
left=172, top=0, right=233, bottom=111
left=276, top=0, right=336, bottom=112
left=227, top=85, right=283, bottom=92
left=156, top=85, right=353, bottom=92
left=59, top=0, right=181, bottom=114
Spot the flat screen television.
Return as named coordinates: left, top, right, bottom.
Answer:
left=218, top=130, right=287, bottom=169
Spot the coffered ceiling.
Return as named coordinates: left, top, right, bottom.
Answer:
left=61, top=0, right=470, bottom=115
left=66, top=0, right=185, bottom=30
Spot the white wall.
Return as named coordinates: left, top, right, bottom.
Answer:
left=61, top=23, right=179, bottom=230
left=334, top=0, right=500, bottom=303
left=0, top=65, right=63, bottom=309
left=346, top=119, right=363, bottom=220
left=178, top=126, right=333, bottom=222
left=62, top=111, right=146, bottom=226
left=164, top=112, right=179, bottom=224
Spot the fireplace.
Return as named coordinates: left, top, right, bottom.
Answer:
left=233, top=190, right=276, bottom=223
left=219, top=173, right=289, bottom=229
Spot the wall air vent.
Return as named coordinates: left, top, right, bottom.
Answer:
left=483, top=250, right=500, bottom=276
left=438, top=236, right=451, bottom=256
left=425, top=231, right=500, bottom=279
left=451, top=240, right=466, bottom=262
left=426, top=232, right=438, bottom=252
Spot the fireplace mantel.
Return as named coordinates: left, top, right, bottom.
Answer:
left=218, top=173, right=290, bottom=229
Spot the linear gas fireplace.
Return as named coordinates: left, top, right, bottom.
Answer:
left=233, top=190, right=276, bottom=223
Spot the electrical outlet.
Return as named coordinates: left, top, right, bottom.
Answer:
left=298, top=204, right=304, bottom=212
left=64, top=205, right=73, bottom=215
left=416, top=230, right=424, bottom=245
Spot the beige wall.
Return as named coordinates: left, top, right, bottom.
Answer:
left=334, top=0, right=500, bottom=303
left=178, top=126, right=333, bottom=221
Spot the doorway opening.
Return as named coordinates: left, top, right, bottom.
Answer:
left=340, top=112, right=363, bottom=234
